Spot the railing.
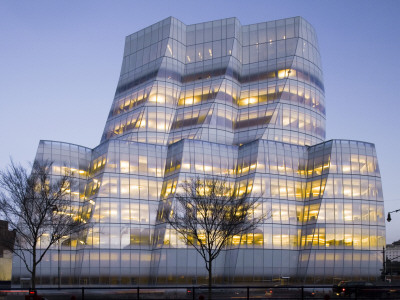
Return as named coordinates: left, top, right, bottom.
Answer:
left=1, top=284, right=400, bottom=300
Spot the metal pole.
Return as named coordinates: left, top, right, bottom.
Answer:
left=301, top=286, right=304, bottom=300
left=192, top=286, right=195, bottom=300
left=137, top=287, right=139, bottom=299
left=58, top=242, right=61, bottom=288
left=81, top=287, right=84, bottom=300
left=391, top=259, right=393, bottom=283
left=246, top=286, right=249, bottom=300
left=383, top=247, right=386, bottom=281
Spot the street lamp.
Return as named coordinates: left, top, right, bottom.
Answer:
left=387, top=209, right=400, bottom=222
left=386, top=210, right=400, bottom=282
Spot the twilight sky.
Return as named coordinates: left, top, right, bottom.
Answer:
left=1, top=0, right=399, bottom=242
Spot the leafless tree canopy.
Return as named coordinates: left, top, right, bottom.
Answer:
left=0, top=160, right=86, bottom=288
left=165, top=177, right=267, bottom=287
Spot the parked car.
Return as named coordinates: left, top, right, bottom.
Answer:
left=265, top=286, right=317, bottom=298
left=332, top=281, right=348, bottom=296
left=332, top=281, right=390, bottom=298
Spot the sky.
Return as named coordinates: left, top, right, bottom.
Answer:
left=0, top=0, right=399, bottom=242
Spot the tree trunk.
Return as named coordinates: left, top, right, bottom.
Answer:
left=32, top=250, right=36, bottom=290
left=31, top=264, right=36, bottom=290
left=208, top=259, right=212, bottom=299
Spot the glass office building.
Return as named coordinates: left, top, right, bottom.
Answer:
left=12, top=17, right=385, bottom=285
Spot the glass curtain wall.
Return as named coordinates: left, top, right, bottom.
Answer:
left=12, top=16, right=385, bottom=285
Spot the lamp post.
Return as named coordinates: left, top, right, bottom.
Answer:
left=386, top=210, right=400, bottom=282
left=383, top=247, right=386, bottom=281
left=387, top=209, right=400, bottom=222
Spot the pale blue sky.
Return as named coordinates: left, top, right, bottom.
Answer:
left=1, top=0, right=399, bottom=242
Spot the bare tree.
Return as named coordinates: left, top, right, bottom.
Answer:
left=0, top=160, right=86, bottom=289
left=165, top=177, right=267, bottom=291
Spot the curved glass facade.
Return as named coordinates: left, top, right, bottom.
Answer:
left=12, top=17, right=385, bottom=285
